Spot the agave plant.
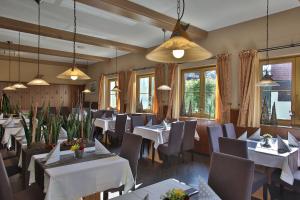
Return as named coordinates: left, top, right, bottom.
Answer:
left=63, top=113, right=80, bottom=142
left=20, top=105, right=37, bottom=147
left=48, top=114, right=63, bottom=145
left=1, top=93, right=11, bottom=115
left=82, top=107, right=93, bottom=140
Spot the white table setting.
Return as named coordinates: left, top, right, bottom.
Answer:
left=94, top=116, right=131, bottom=132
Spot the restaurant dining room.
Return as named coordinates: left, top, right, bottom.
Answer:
left=1, top=0, right=300, bottom=200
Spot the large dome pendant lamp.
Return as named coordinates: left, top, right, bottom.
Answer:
left=111, top=48, right=121, bottom=92
left=13, top=32, right=27, bottom=89
left=28, top=0, right=49, bottom=86
left=146, top=0, right=212, bottom=63
left=57, top=0, right=90, bottom=81
left=3, top=42, right=16, bottom=91
left=256, top=0, right=279, bottom=87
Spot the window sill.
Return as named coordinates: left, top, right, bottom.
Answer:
left=180, top=116, right=215, bottom=121
left=260, top=124, right=300, bottom=130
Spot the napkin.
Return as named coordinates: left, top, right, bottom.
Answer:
left=112, top=114, right=116, bottom=120
left=95, top=139, right=110, bottom=154
left=248, top=128, right=261, bottom=141
left=0, top=113, right=3, bottom=119
left=277, top=135, right=291, bottom=154
left=59, top=127, right=68, bottom=139
left=288, top=132, right=299, bottom=147
left=238, top=131, right=248, bottom=141
left=45, top=144, right=61, bottom=165
left=3, top=116, right=14, bottom=127
left=146, top=119, right=152, bottom=127
left=162, top=120, right=168, bottom=129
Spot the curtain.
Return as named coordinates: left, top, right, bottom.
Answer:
left=153, top=64, right=164, bottom=119
left=166, top=64, right=178, bottom=119
left=215, top=54, right=231, bottom=123
left=126, top=71, right=137, bottom=113
left=118, top=71, right=126, bottom=113
left=237, top=49, right=261, bottom=127
left=97, top=74, right=105, bottom=110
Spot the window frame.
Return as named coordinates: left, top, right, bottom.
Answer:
left=259, top=56, right=297, bottom=126
left=107, top=78, right=118, bottom=109
left=180, top=65, right=216, bottom=118
left=136, top=73, right=155, bottom=113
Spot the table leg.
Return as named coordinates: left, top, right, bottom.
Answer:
left=152, top=142, right=155, bottom=164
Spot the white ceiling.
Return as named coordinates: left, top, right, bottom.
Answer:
left=0, top=0, right=299, bottom=63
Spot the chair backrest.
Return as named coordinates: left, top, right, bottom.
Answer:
left=92, top=110, right=105, bottom=119
left=0, top=154, right=14, bottom=200
left=219, top=137, right=248, bottom=159
left=223, top=123, right=237, bottom=139
left=120, top=133, right=143, bottom=180
left=208, top=152, right=254, bottom=200
left=105, top=110, right=114, bottom=118
left=49, top=107, right=57, bottom=115
left=131, top=115, right=145, bottom=132
left=60, top=106, right=71, bottom=117
left=115, top=114, right=127, bottom=134
left=167, top=121, right=185, bottom=155
left=146, top=114, right=158, bottom=125
left=182, top=120, right=197, bottom=151
left=207, top=125, right=223, bottom=154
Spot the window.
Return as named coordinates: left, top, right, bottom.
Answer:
left=137, top=74, right=155, bottom=112
left=181, top=66, right=216, bottom=118
left=259, top=57, right=298, bottom=124
left=108, top=78, right=117, bottom=109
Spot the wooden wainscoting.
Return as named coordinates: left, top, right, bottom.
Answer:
left=0, top=82, right=84, bottom=110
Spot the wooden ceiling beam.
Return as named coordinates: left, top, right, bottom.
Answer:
left=0, top=41, right=109, bottom=62
left=77, top=0, right=208, bottom=41
left=0, top=16, right=145, bottom=52
left=0, top=55, right=86, bottom=67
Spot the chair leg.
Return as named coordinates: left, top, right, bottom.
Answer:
left=105, top=133, right=108, bottom=146
left=263, top=183, right=268, bottom=200
left=191, top=151, right=194, bottom=161
left=152, top=143, right=155, bottom=164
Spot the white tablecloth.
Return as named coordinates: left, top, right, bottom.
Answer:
left=111, top=178, right=220, bottom=200
left=28, top=147, right=134, bottom=200
left=248, top=139, right=299, bottom=185
left=133, top=125, right=199, bottom=149
left=94, top=117, right=131, bottom=132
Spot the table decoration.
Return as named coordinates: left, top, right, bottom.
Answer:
left=70, top=141, right=85, bottom=159
left=161, top=188, right=189, bottom=200
left=261, top=133, right=272, bottom=148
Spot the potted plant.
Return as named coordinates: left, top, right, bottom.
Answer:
left=70, top=141, right=85, bottom=159
left=161, top=189, right=189, bottom=200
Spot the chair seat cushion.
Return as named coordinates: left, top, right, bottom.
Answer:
left=252, top=171, right=268, bottom=193
left=14, top=183, right=45, bottom=200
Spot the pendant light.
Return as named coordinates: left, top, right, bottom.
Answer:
left=146, top=0, right=212, bottom=63
left=13, top=32, right=27, bottom=89
left=57, top=0, right=90, bottom=81
left=111, top=48, right=121, bottom=92
left=257, top=0, right=279, bottom=87
left=3, top=42, right=16, bottom=91
left=28, top=0, right=50, bottom=86
left=157, top=29, right=171, bottom=91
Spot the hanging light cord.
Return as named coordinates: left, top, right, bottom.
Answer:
left=8, top=41, right=11, bottom=82
left=37, top=0, right=41, bottom=76
left=18, top=32, right=21, bottom=82
left=266, top=0, right=270, bottom=68
left=115, top=48, right=118, bottom=73
left=72, top=0, right=77, bottom=70
left=177, top=0, right=185, bottom=21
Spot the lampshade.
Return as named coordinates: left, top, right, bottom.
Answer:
left=146, top=20, right=212, bottom=63
left=256, top=73, right=279, bottom=87
left=157, top=85, right=172, bottom=91
left=82, top=89, right=91, bottom=93
left=13, top=83, right=27, bottom=89
left=27, top=75, right=50, bottom=86
left=57, top=67, right=90, bottom=80
left=112, top=85, right=121, bottom=92
left=3, top=86, right=16, bottom=91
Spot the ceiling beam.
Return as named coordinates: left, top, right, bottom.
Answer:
left=77, top=0, right=208, bottom=41
left=0, top=41, right=109, bottom=62
left=0, top=16, right=145, bottom=52
left=0, top=55, right=86, bottom=67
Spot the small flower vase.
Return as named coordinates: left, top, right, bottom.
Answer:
left=74, top=149, right=83, bottom=159
left=262, top=138, right=271, bottom=148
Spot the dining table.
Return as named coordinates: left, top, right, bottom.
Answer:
left=247, top=138, right=299, bottom=185
left=28, top=147, right=134, bottom=200
left=111, top=178, right=221, bottom=200
left=94, top=117, right=131, bottom=132
left=133, top=124, right=199, bottom=163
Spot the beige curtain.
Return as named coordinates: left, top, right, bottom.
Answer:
left=215, top=54, right=231, bottom=123
left=166, top=64, right=178, bottom=119
left=237, top=49, right=261, bottom=127
left=172, top=65, right=181, bottom=119
left=126, top=71, right=137, bottom=113
left=97, top=74, right=105, bottom=110
left=153, top=64, right=164, bottom=119
left=118, top=71, right=126, bottom=113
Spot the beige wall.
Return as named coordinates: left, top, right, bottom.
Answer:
left=87, top=7, right=300, bottom=108
left=0, top=60, right=87, bottom=86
